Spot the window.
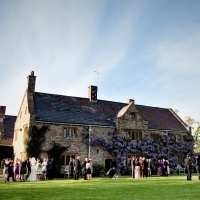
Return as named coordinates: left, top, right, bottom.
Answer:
left=130, top=113, right=134, bottom=120
left=61, top=154, right=76, bottom=165
left=123, top=130, right=143, bottom=141
left=63, top=128, right=76, bottom=138
left=151, top=133, right=160, bottom=142
left=123, top=131, right=130, bottom=139
left=175, top=135, right=181, bottom=142
left=97, top=149, right=100, bottom=154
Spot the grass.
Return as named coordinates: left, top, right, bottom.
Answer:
left=0, top=175, right=199, bottom=200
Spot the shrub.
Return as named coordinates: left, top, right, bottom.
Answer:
left=92, top=163, right=105, bottom=177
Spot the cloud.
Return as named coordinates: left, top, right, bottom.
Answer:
left=147, top=30, right=200, bottom=75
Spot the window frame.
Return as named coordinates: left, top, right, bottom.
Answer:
left=63, top=127, right=77, bottom=139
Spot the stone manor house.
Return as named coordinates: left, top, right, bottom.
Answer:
left=13, top=71, right=190, bottom=171
left=0, top=106, right=16, bottom=164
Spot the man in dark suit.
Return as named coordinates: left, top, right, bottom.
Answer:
left=7, top=159, right=15, bottom=182
left=74, top=156, right=81, bottom=180
left=184, top=154, right=193, bottom=181
left=164, top=159, right=169, bottom=176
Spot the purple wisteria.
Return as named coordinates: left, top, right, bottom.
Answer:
left=81, top=131, right=194, bottom=173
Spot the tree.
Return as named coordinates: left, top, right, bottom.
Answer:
left=185, top=116, right=196, bottom=128
left=193, top=122, right=200, bottom=153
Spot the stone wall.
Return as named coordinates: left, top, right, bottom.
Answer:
left=13, top=91, right=31, bottom=159
left=33, top=122, right=115, bottom=165
left=116, top=103, right=148, bottom=133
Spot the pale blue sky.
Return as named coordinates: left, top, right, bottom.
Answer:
left=0, top=0, right=200, bottom=130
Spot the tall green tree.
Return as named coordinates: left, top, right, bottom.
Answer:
left=193, top=122, right=200, bottom=153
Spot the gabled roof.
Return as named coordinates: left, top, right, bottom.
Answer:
left=117, top=103, right=132, bottom=118
left=3, top=115, right=16, bottom=137
left=136, top=105, right=188, bottom=131
left=33, top=92, right=188, bottom=132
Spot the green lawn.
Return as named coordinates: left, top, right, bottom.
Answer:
left=0, top=175, right=199, bottom=200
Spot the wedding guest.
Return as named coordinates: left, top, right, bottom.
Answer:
left=157, top=160, right=162, bottom=176
left=20, top=158, right=27, bottom=181
left=89, top=159, right=93, bottom=179
left=7, top=159, right=15, bottom=182
left=142, top=157, right=148, bottom=178
left=74, top=156, right=81, bottom=180
left=131, top=156, right=135, bottom=178
left=86, top=159, right=92, bottom=180
left=139, top=157, right=143, bottom=177
left=14, top=158, right=20, bottom=180
left=184, top=154, right=193, bottom=181
left=147, top=159, right=152, bottom=177
left=28, top=157, right=37, bottom=181
left=3, top=158, right=9, bottom=182
left=47, top=158, right=54, bottom=180
left=160, top=159, right=165, bottom=176
left=135, top=158, right=140, bottom=179
left=36, top=158, right=42, bottom=181
left=83, top=158, right=88, bottom=180
left=69, top=158, right=74, bottom=178
left=42, top=158, right=47, bottom=180
left=26, top=157, right=31, bottom=180
left=196, top=155, right=200, bottom=180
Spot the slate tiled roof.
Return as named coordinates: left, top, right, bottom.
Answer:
left=136, top=105, right=188, bottom=131
left=3, top=115, right=16, bottom=137
left=33, top=92, right=188, bottom=131
left=33, top=92, right=125, bottom=127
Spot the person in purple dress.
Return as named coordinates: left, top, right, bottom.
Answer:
left=160, top=159, right=165, bottom=176
left=14, top=158, right=20, bottom=180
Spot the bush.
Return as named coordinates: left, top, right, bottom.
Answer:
left=92, top=163, right=105, bottom=177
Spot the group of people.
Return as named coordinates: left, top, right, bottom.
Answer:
left=184, top=154, right=200, bottom=181
left=65, top=156, right=93, bottom=180
left=3, top=157, right=54, bottom=182
left=157, top=159, right=170, bottom=176
left=131, top=156, right=153, bottom=179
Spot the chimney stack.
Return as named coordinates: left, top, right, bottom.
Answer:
left=127, top=99, right=135, bottom=104
left=88, top=85, right=98, bottom=102
left=189, top=127, right=192, bottom=134
left=27, top=71, right=36, bottom=93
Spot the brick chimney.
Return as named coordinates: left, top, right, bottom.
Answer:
left=88, top=85, right=98, bottom=102
left=0, top=106, right=6, bottom=136
left=27, top=71, right=36, bottom=93
left=189, top=127, right=192, bottom=134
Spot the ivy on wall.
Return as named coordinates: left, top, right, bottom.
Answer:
left=47, top=142, right=69, bottom=177
left=24, top=125, right=48, bottom=158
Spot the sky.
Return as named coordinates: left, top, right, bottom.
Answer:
left=0, top=0, right=200, bottom=131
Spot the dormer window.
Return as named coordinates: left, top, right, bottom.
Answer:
left=63, top=128, right=76, bottom=138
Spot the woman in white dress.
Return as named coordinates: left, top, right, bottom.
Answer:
left=135, top=158, right=140, bottom=179
left=28, top=157, right=37, bottom=181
